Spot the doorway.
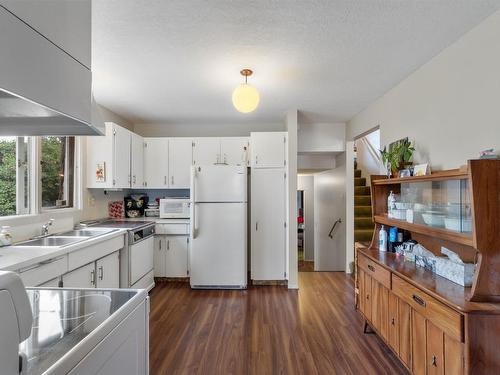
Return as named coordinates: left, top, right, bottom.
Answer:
left=297, top=189, right=314, bottom=271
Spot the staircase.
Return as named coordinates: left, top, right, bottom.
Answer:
left=354, top=163, right=374, bottom=243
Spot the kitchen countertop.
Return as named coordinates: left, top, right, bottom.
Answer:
left=21, top=287, right=147, bottom=375
left=121, top=217, right=190, bottom=224
left=0, top=228, right=127, bottom=272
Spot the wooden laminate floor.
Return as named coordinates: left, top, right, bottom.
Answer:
left=149, top=272, right=408, bottom=375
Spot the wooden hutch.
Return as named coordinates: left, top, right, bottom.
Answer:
left=355, top=159, right=500, bottom=374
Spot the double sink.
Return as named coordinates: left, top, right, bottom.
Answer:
left=16, top=228, right=118, bottom=248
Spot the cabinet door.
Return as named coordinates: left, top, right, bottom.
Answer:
left=371, top=281, right=380, bottom=331
left=250, top=132, right=286, bottom=168
left=388, top=293, right=400, bottom=354
left=358, top=269, right=366, bottom=317
left=412, top=310, right=427, bottom=375
left=131, top=133, right=144, bottom=188
left=379, top=285, right=389, bottom=341
left=112, top=124, right=131, bottom=188
left=96, top=252, right=119, bottom=288
left=63, top=263, right=95, bottom=288
left=164, top=236, right=189, bottom=277
left=364, top=273, right=372, bottom=322
left=168, top=138, right=193, bottom=188
left=192, top=138, right=220, bottom=165
left=144, top=138, right=169, bottom=188
left=427, top=320, right=444, bottom=375
left=153, top=236, right=166, bottom=277
left=399, top=300, right=412, bottom=369
left=220, top=137, right=249, bottom=166
left=251, top=169, right=286, bottom=280
left=444, top=334, right=463, bottom=375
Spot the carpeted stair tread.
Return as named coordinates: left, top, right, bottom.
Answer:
left=355, top=186, right=371, bottom=196
left=354, top=229, right=375, bottom=242
left=354, top=196, right=371, bottom=205
left=354, top=177, right=367, bottom=187
left=354, top=206, right=372, bottom=216
left=354, top=169, right=362, bottom=178
left=355, top=217, right=373, bottom=229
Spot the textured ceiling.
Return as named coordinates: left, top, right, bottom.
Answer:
left=92, top=0, right=500, bottom=125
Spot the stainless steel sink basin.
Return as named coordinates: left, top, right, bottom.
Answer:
left=59, top=228, right=116, bottom=237
left=17, top=236, right=86, bottom=247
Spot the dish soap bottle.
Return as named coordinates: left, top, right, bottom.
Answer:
left=0, top=226, right=12, bottom=246
left=388, top=191, right=396, bottom=218
left=379, top=225, right=388, bottom=252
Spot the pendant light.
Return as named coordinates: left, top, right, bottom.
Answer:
left=232, top=69, right=260, bottom=113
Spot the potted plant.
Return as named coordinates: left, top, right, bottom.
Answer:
left=380, top=138, right=415, bottom=177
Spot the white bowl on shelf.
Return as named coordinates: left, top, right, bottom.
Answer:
left=421, top=213, right=446, bottom=227
left=444, top=217, right=472, bottom=232
left=392, top=209, right=407, bottom=220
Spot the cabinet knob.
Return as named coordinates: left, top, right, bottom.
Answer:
left=431, top=355, right=437, bottom=367
left=391, top=317, right=395, bottom=325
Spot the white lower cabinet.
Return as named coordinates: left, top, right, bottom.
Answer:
left=63, top=251, right=120, bottom=288
left=63, top=262, right=95, bottom=288
left=154, top=235, right=189, bottom=277
left=96, top=252, right=120, bottom=288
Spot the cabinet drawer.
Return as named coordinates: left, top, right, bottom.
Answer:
left=68, top=236, right=124, bottom=271
left=155, top=224, right=189, bottom=235
left=18, top=256, right=67, bottom=286
left=392, top=275, right=463, bottom=342
left=358, top=254, right=391, bottom=289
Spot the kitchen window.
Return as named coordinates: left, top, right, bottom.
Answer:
left=0, top=137, right=31, bottom=216
left=41, top=136, right=75, bottom=210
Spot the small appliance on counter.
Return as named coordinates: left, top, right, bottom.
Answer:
left=159, top=197, right=190, bottom=218
left=144, top=202, right=160, bottom=217
left=124, top=194, right=149, bottom=218
left=108, top=200, right=124, bottom=219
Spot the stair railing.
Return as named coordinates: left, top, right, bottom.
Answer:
left=328, top=218, right=342, bottom=239
left=359, top=136, right=383, bottom=170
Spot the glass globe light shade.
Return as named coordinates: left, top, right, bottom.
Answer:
left=232, top=83, right=260, bottom=113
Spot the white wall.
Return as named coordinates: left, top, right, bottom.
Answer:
left=355, top=129, right=382, bottom=183
left=298, top=122, right=345, bottom=153
left=286, top=110, right=298, bottom=289
left=313, top=153, right=346, bottom=271
left=298, top=153, right=336, bottom=171
left=297, top=175, right=314, bottom=261
left=347, top=9, right=500, bottom=170
left=134, top=122, right=284, bottom=137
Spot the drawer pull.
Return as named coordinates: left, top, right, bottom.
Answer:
left=412, top=294, right=426, bottom=307
left=367, top=264, right=375, bottom=272
left=391, top=317, right=395, bottom=325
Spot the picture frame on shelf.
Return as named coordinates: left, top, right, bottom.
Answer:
left=413, top=163, right=430, bottom=176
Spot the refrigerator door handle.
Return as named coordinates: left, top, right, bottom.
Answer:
left=191, top=166, right=197, bottom=239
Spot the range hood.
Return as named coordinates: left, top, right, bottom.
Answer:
left=0, top=4, right=104, bottom=136
left=0, top=89, right=104, bottom=136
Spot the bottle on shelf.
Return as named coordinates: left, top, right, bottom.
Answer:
left=388, top=226, right=398, bottom=253
left=388, top=191, right=396, bottom=218
left=379, top=225, right=388, bottom=252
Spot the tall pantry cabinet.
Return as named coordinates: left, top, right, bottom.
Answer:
left=250, top=132, right=288, bottom=281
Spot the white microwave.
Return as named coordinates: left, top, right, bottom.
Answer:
left=159, top=198, right=190, bottom=219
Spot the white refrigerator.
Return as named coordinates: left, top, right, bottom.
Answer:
left=190, top=165, right=247, bottom=289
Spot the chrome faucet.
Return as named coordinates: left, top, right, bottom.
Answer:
left=41, top=219, right=54, bottom=236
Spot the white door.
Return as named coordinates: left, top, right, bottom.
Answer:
left=130, top=133, right=144, bottom=188
left=164, top=235, right=189, bottom=277
left=192, top=137, right=220, bottom=165
left=153, top=235, right=166, bottom=277
left=168, top=138, right=193, bottom=188
left=96, top=252, right=120, bottom=288
left=144, top=138, right=168, bottom=188
left=63, top=263, right=95, bottom=288
left=130, top=236, right=154, bottom=285
left=113, top=124, right=131, bottom=188
left=314, top=168, right=346, bottom=271
left=251, top=169, right=286, bottom=280
left=190, top=202, right=246, bottom=287
left=250, top=132, right=286, bottom=168
left=192, top=165, right=247, bottom=203
left=220, top=137, right=250, bottom=166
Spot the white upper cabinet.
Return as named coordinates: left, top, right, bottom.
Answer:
left=168, top=138, right=193, bottom=189
left=87, top=123, right=130, bottom=189
left=144, top=138, right=169, bottom=188
left=0, top=0, right=91, bottom=68
left=250, top=132, right=287, bottom=168
left=113, top=125, right=132, bottom=188
left=220, top=137, right=250, bottom=166
left=192, top=138, right=220, bottom=165
left=131, top=133, right=144, bottom=188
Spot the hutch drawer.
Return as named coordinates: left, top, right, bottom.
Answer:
left=358, top=253, right=391, bottom=289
